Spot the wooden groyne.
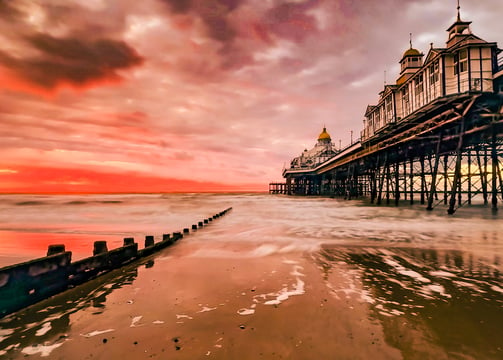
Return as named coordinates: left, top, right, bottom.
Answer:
left=0, top=208, right=232, bottom=318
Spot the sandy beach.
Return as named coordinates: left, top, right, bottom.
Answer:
left=0, top=194, right=502, bottom=359
left=2, top=241, right=502, bottom=359
left=1, top=245, right=402, bottom=359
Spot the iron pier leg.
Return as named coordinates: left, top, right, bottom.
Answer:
left=467, top=150, right=472, bottom=205
left=410, top=157, right=414, bottom=205
left=497, top=155, right=503, bottom=199
left=427, top=134, right=443, bottom=211
left=386, top=160, right=391, bottom=205
left=420, top=155, right=425, bottom=204
left=491, top=129, right=498, bottom=212
left=395, top=159, right=400, bottom=206
left=377, top=154, right=387, bottom=205
left=484, top=147, right=489, bottom=205
left=443, top=155, right=449, bottom=205
left=447, top=116, right=466, bottom=215
left=370, top=156, right=379, bottom=204
left=403, top=159, right=407, bottom=201
left=476, top=148, right=488, bottom=205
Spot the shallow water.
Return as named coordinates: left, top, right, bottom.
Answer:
left=0, top=193, right=502, bottom=359
left=0, top=193, right=500, bottom=265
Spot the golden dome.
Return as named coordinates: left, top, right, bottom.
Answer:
left=402, top=48, right=421, bottom=57
left=318, top=127, right=331, bottom=141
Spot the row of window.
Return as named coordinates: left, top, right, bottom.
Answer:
left=363, top=47, right=494, bottom=141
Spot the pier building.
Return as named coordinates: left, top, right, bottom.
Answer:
left=270, top=7, right=503, bottom=214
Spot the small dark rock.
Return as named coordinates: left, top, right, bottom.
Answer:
left=103, top=338, right=108, bottom=344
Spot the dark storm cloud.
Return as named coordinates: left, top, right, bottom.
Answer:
left=0, top=34, right=143, bottom=89
left=264, top=0, right=320, bottom=42
left=161, top=0, right=242, bottom=43
left=0, top=0, right=22, bottom=19
left=158, top=0, right=324, bottom=72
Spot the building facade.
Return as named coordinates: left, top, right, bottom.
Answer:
left=288, top=127, right=338, bottom=170
left=361, top=10, right=501, bottom=144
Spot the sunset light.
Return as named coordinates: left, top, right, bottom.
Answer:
left=0, top=0, right=501, bottom=193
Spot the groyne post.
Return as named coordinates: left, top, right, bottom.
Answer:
left=0, top=207, right=233, bottom=318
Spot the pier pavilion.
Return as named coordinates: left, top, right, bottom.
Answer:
left=271, top=7, right=503, bottom=214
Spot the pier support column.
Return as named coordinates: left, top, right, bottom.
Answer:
left=394, top=159, right=400, bottom=206
left=427, top=134, right=443, bottom=211
left=420, top=155, right=426, bottom=204
left=377, top=153, right=387, bottom=205
left=491, top=129, right=498, bottom=212
left=467, top=150, right=472, bottom=205
left=386, top=160, right=391, bottom=205
left=448, top=116, right=466, bottom=215
left=476, top=148, right=488, bottom=205
left=409, top=157, right=414, bottom=205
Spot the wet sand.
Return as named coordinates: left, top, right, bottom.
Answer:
left=1, top=194, right=502, bottom=359
left=1, top=238, right=502, bottom=359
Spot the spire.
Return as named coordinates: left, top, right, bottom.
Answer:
left=409, top=33, right=413, bottom=49
left=446, top=0, right=472, bottom=45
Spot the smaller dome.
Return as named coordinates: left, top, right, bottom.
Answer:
left=402, top=48, right=421, bottom=57
left=318, top=127, right=331, bottom=141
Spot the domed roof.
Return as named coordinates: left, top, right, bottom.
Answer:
left=318, top=127, right=331, bottom=141
left=402, top=47, right=421, bottom=57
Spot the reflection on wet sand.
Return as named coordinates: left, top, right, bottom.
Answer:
left=317, top=245, right=503, bottom=360
left=0, top=261, right=141, bottom=358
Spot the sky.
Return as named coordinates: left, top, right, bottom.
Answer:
left=0, top=0, right=501, bottom=193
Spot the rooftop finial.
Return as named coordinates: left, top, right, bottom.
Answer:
left=457, top=0, right=461, bottom=21
left=409, top=33, right=413, bottom=48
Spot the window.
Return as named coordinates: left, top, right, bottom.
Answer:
left=385, top=96, right=393, bottom=122
left=472, top=78, right=481, bottom=91
left=429, top=60, right=439, bottom=83
left=402, top=86, right=410, bottom=115
left=402, top=87, right=409, bottom=102
left=459, top=50, right=468, bottom=72
left=454, top=49, right=468, bottom=75
left=415, top=73, right=424, bottom=94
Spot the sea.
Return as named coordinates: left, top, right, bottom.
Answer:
left=0, top=193, right=501, bottom=267
left=0, top=193, right=502, bottom=359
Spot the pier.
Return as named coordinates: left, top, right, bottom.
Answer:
left=271, top=10, right=503, bottom=214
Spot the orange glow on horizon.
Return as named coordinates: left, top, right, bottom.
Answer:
left=0, top=165, right=267, bottom=194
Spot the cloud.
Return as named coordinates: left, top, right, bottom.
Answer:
left=0, top=0, right=23, bottom=20
left=0, top=0, right=502, bottom=192
left=263, top=0, right=320, bottom=43
left=160, top=0, right=240, bottom=43
left=0, top=34, right=143, bottom=94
